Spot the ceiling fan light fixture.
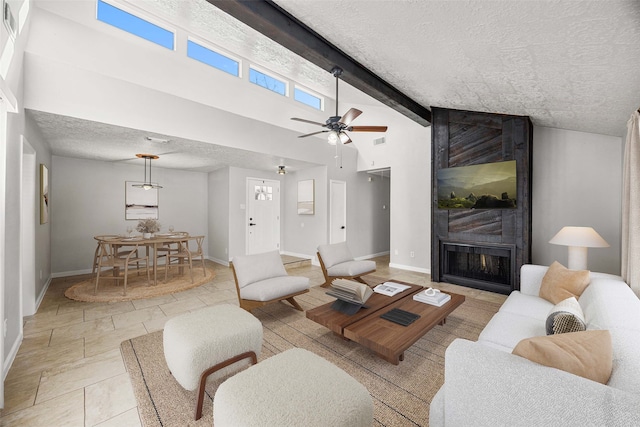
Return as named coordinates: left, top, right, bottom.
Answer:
left=327, top=131, right=339, bottom=145
left=339, top=132, right=351, bottom=144
left=277, top=165, right=286, bottom=175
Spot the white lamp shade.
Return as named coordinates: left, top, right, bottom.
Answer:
left=549, top=226, right=609, bottom=270
left=549, top=226, right=609, bottom=248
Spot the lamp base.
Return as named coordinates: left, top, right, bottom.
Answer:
left=567, top=246, right=588, bottom=270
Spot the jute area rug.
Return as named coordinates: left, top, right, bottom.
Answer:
left=65, top=267, right=216, bottom=303
left=121, top=287, right=501, bottom=427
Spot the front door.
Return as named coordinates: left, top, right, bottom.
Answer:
left=246, top=178, right=281, bottom=254
left=330, top=180, right=347, bottom=243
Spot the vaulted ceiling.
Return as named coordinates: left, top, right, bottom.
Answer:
left=30, top=0, right=640, bottom=172
left=269, top=0, right=640, bottom=137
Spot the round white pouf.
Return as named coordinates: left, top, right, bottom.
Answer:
left=163, top=304, right=263, bottom=392
left=213, top=348, right=374, bottom=427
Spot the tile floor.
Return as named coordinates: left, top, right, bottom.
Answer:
left=0, top=256, right=506, bottom=426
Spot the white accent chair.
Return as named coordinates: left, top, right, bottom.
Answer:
left=231, top=250, right=310, bottom=312
left=317, top=242, right=376, bottom=288
left=214, top=348, right=374, bottom=426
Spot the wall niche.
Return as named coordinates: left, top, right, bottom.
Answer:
left=431, top=107, right=532, bottom=294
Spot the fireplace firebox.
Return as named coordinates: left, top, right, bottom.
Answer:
left=440, top=242, right=515, bottom=294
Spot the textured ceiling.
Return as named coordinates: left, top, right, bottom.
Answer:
left=27, top=110, right=318, bottom=173
left=32, top=0, right=640, bottom=171
left=271, top=0, right=640, bottom=137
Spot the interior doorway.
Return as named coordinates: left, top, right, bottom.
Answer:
left=329, top=180, right=346, bottom=244
left=246, top=178, right=281, bottom=254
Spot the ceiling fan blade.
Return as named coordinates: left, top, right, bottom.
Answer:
left=349, top=126, right=388, bottom=132
left=298, top=130, right=328, bottom=138
left=339, top=108, right=363, bottom=126
left=291, top=117, right=325, bottom=126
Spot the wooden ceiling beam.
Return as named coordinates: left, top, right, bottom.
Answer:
left=206, top=0, right=431, bottom=126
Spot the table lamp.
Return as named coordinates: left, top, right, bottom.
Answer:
left=549, top=226, right=609, bottom=270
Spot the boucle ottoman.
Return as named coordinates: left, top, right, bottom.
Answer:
left=213, top=348, right=373, bottom=426
left=162, top=304, right=263, bottom=420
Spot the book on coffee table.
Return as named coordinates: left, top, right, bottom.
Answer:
left=326, top=279, right=373, bottom=306
left=373, top=282, right=412, bottom=296
left=413, top=289, right=451, bottom=307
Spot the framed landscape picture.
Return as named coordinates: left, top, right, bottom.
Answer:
left=125, top=181, right=159, bottom=219
left=297, top=179, right=315, bottom=215
left=40, top=164, right=49, bottom=224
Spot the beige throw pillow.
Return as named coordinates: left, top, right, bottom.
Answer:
left=512, top=330, right=612, bottom=384
left=539, top=261, right=590, bottom=304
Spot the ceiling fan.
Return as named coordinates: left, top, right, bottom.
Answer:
left=291, top=66, right=388, bottom=145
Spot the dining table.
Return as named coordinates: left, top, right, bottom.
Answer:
left=94, top=233, right=195, bottom=285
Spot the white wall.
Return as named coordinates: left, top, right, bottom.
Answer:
left=51, top=156, right=208, bottom=275
left=208, top=168, right=230, bottom=264
left=1, top=0, right=35, bottom=390
left=281, top=166, right=328, bottom=258
left=23, top=113, right=52, bottom=310
left=532, top=126, right=622, bottom=275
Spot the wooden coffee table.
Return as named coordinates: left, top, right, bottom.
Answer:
left=306, top=281, right=465, bottom=364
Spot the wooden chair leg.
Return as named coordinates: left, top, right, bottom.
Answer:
left=286, top=297, right=304, bottom=311
left=194, top=351, right=258, bottom=421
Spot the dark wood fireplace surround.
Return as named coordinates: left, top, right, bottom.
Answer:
left=431, top=108, right=532, bottom=294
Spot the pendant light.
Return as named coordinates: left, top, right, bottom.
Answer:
left=277, top=165, right=287, bottom=175
left=132, top=154, right=163, bottom=190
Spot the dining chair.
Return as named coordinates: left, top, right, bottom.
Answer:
left=155, top=231, right=189, bottom=265
left=183, top=235, right=206, bottom=277
left=94, top=241, right=150, bottom=295
left=164, top=237, right=194, bottom=283
left=92, top=235, right=122, bottom=278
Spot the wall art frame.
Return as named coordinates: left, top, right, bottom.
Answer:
left=40, top=163, right=49, bottom=224
left=125, top=181, right=159, bottom=220
left=297, top=179, right=315, bottom=215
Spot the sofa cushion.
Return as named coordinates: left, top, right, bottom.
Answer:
left=579, top=277, right=640, bottom=332
left=499, top=291, right=554, bottom=322
left=232, top=250, right=287, bottom=288
left=240, top=276, right=310, bottom=302
left=607, top=328, right=640, bottom=393
left=539, top=261, right=590, bottom=304
left=546, top=297, right=586, bottom=335
left=318, top=242, right=353, bottom=269
left=478, top=311, right=546, bottom=351
left=512, top=330, right=612, bottom=384
left=327, top=260, right=375, bottom=277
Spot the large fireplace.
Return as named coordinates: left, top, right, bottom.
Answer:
left=430, top=107, right=532, bottom=294
left=440, top=242, right=515, bottom=294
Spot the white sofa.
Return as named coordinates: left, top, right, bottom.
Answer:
left=430, top=264, right=640, bottom=426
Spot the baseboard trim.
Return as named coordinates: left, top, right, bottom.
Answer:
left=207, top=256, right=229, bottom=267
left=52, top=269, right=91, bottom=278
left=34, top=276, right=52, bottom=313
left=389, top=262, right=431, bottom=275
left=3, top=331, right=23, bottom=381
left=280, top=251, right=313, bottom=260
left=356, top=251, right=390, bottom=260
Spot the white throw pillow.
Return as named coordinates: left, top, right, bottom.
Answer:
left=546, top=296, right=586, bottom=335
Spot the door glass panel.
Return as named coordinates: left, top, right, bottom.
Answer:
left=254, top=185, right=273, bottom=201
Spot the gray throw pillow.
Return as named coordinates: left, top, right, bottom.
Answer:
left=546, top=296, right=586, bottom=335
